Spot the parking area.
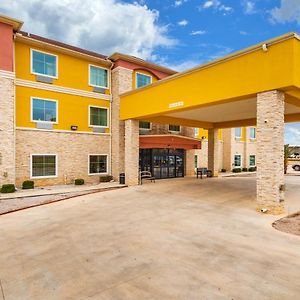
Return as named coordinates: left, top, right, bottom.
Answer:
left=1, top=176, right=300, bottom=300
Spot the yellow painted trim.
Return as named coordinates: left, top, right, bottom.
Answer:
left=285, top=113, right=300, bottom=122
left=0, top=14, right=23, bottom=30
left=214, top=119, right=256, bottom=129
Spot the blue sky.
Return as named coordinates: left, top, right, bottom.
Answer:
left=1, top=0, right=300, bottom=144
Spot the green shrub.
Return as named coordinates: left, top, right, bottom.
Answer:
left=221, top=169, right=226, bottom=173
left=248, top=167, right=257, bottom=172
left=232, top=168, right=242, bottom=173
left=75, top=178, right=84, bottom=185
left=1, top=184, right=16, bottom=193
left=100, top=175, right=113, bottom=182
left=22, top=180, right=34, bottom=189
left=242, top=167, right=248, bottom=172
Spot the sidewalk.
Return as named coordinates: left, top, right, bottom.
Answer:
left=0, top=182, right=127, bottom=215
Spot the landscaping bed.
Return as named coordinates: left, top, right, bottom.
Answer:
left=273, top=212, right=300, bottom=236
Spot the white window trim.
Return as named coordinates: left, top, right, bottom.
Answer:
left=168, top=124, right=181, bottom=133
left=139, top=121, right=152, bottom=131
left=234, top=154, right=242, bottom=167
left=88, top=105, right=109, bottom=128
left=249, top=155, right=256, bottom=166
left=135, top=72, right=152, bottom=89
left=30, top=154, right=58, bottom=179
left=30, top=48, right=58, bottom=79
left=30, top=97, right=59, bottom=124
left=88, top=154, right=109, bottom=175
left=88, top=64, right=109, bottom=89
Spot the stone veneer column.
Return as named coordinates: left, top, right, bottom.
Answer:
left=256, top=90, right=285, bottom=214
left=208, top=128, right=219, bottom=176
left=243, top=127, right=250, bottom=168
left=0, top=75, right=15, bottom=186
left=185, top=149, right=195, bottom=176
left=222, top=128, right=233, bottom=171
left=111, top=67, right=133, bottom=179
left=125, top=119, right=139, bottom=186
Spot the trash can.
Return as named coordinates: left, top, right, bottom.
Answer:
left=119, top=173, right=125, bottom=184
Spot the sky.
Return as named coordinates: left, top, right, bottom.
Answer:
left=1, top=0, right=300, bottom=144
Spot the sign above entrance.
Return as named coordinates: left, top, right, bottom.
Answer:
left=168, top=101, right=184, bottom=109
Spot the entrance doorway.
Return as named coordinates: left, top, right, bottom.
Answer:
left=139, top=148, right=184, bottom=179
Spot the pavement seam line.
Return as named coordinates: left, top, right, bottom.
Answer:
left=0, top=279, right=5, bottom=300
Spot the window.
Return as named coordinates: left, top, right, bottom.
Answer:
left=89, top=155, right=108, bottom=174
left=194, top=128, right=199, bottom=137
left=31, top=155, right=57, bottom=178
left=194, top=155, right=198, bottom=168
left=31, top=98, right=57, bottom=123
left=139, top=121, right=151, bottom=130
left=235, top=127, right=242, bottom=139
left=249, top=155, right=256, bottom=166
left=136, top=73, right=152, bottom=88
left=89, top=106, right=108, bottom=127
left=31, top=50, right=57, bottom=78
left=89, top=65, right=108, bottom=88
left=249, top=127, right=256, bottom=139
left=234, top=155, right=241, bottom=167
left=169, top=124, right=180, bottom=132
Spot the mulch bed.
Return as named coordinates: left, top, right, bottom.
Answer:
left=0, top=186, right=126, bottom=216
left=273, top=212, right=300, bottom=236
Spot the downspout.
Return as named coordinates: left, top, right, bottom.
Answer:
left=108, top=60, right=114, bottom=176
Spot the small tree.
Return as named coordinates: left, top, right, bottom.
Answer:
left=284, top=144, right=293, bottom=174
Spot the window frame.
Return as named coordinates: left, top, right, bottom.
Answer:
left=235, top=127, right=242, bottom=139
left=88, top=154, right=109, bottom=175
left=168, top=124, right=181, bottom=133
left=30, top=49, right=58, bottom=79
left=88, top=105, right=109, bottom=128
left=234, top=154, right=242, bottom=167
left=249, top=127, right=256, bottom=140
left=139, top=121, right=152, bottom=130
left=88, top=64, right=109, bottom=89
left=30, top=97, right=58, bottom=124
left=249, top=155, right=256, bottom=166
left=30, top=154, right=58, bottom=179
left=135, top=72, right=152, bottom=89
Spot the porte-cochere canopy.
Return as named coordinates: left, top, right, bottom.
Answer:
left=120, top=32, right=300, bottom=129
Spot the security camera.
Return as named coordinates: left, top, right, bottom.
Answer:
left=264, top=119, right=268, bottom=124
left=262, top=44, right=268, bottom=52
left=261, top=208, right=268, bottom=213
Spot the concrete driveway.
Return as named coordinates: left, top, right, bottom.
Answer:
left=1, top=176, right=300, bottom=300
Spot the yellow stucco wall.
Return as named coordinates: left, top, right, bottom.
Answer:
left=15, top=41, right=110, bottom=93
left=196, top=128, right=223, bottom=140
left=16, top=86, right=110, bottom=132
left=15, top=40, right=111, bottom=133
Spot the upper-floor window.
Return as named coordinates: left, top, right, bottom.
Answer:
left=136, top=72, right=152, bottom=88
left=139, top=121, right=151, bottom=130
left=249, top=127, right=256, bottom=139
left=89, top=65, right=108, bottom=88
left=31, top=98, right=58, bottom=123
left=89, top=106, right=108, bottom=127
left=169, top=124, right=180, bottom=132
left=194, top=128, right=199, bottom=137
left=31, top=49, right=57, bottom=78
left=235, top=127, right=242, bottom=139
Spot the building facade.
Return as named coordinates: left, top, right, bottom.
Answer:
left=0, top=15, right=200, bottom=188
left=194, top=127, right=256, bottom=171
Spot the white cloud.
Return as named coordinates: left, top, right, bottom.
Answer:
left=285, top=124, right=300, bottom=145
left=271, top=0, right=300, bottom=25
left=178, top=19, right=189, bottom=26
left=239, top=30, right=248, bottom=35
left=0, top=0, right=176, bottom=60
left=243, top=1, right=256, bottom=15
left=201, top=0, right=233, bottom=13
left=190, top=30, right=207, bottom=35
left=174, top=0, right=188, bottom=7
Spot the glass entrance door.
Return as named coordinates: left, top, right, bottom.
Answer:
left=140, top=148, right=185, bottom=179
